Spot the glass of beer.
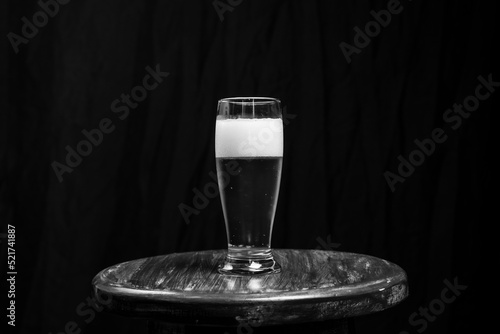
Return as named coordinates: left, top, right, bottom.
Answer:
left=215, top=97, right=283, bottom=275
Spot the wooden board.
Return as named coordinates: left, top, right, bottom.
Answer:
left=92, top=249, right=408, bottom=326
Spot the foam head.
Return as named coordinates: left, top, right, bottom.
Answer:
left=215, top=118, right=283, bottom=158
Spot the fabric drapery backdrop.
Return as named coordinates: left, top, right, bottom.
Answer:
left=2, top=0, right=494, bottom=333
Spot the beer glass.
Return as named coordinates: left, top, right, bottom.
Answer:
left=215, top=97, right=283, bottom=275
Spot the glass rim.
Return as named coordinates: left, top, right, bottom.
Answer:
left=218, top=97, right=281, bottom=105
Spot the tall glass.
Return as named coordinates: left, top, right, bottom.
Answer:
left=215, top=97, right=283, bottom=275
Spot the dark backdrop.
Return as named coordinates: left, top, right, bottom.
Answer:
left=1, top=0, right=496, bottom=333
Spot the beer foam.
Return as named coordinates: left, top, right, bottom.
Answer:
left=215, top=118, right=283, bottom=158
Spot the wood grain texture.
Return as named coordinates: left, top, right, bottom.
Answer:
left=92, top=249, right=408, bottom=326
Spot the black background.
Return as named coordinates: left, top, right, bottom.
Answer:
left=1, top=0, right=496, bottom=333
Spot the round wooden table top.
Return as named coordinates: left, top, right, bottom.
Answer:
left=92, top=249, right=408, bottom=326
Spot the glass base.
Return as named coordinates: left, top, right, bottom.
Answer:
left=218, top=246, right=281, bottom=276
